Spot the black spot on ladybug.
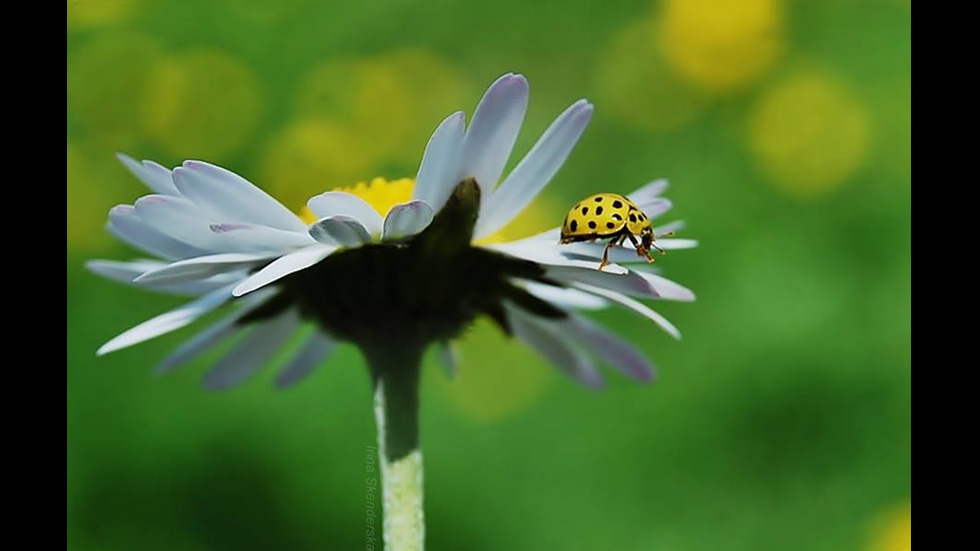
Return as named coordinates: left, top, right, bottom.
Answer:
left=595, top=206, right=604, bottom=215
left=606, top=222, right=616, bottom=229
left=612, top=200, right=623, bottom=208
left=612, top=214, right=623, bottom=221
left=594, top=196, right=603, bottom=202
left=588, top=221, right=597, bottom=229
left=581, top=207, right=589, bottom=215
left=638, top=213, right=646, bottom=220
left=569, top=220, right=578, bottom=232
left=629, top=214, right=637, bottom=222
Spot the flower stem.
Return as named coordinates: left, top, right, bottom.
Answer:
left=366, top=345, right=425, bottom=551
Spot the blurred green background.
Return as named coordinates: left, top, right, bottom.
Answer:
left=67, top=0, right=911, bottom=549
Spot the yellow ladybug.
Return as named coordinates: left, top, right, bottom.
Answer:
left=559, top=193, right=671, bottom=271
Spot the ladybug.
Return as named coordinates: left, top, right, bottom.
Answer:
left=559, top=193, right=671, bottom=271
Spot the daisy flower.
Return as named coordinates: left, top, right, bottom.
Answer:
left=90, top=73, right=696, bottom=550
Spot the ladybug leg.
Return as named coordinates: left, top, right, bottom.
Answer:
left=627, top=234, right=655, bottom=263
left=598, top=239, right=616, bottom=271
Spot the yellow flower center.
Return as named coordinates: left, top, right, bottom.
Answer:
left=299, top=177, right=553, bottom=244
left=298, top=177, right=415, bottom=224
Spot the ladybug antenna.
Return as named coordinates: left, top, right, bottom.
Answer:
left=650, top=230, right=674, bottom=255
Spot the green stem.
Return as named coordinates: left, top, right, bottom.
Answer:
left=365, top=345, right=425, bottom=551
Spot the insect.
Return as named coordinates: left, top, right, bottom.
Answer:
left=559, top=193, right=672, bottom=271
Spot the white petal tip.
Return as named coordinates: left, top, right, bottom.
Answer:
left=85, top=260, right=114, bottom=275
left=181, top=160, right=210, bottom=170
left=231, top=284, right=252, bottom=297
left=131, top=270, right=164, bottom=284
left=96, top=341, right=119, bottom=356
left=108, top=204, right=135, bottom=216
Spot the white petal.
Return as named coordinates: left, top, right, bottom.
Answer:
left=275, top=331, right=335, bottom=389
left=562, top=314, right=655, bottom=382
left=656, top=238, right=698, bottom=250
left=134, top=194, right=225, bottom=252
left=413, top=111, right=466, bottom=212
left=108, top=205, right=205, bottom=260
left=173, top=161, right=307, bottom=232
left=309, top=216, right=372, bottom=247
left=543, top=265, right=659, bottom=299
left=655, top=220, right=685, bottom=235
left=487, top=240, right=629, bottom=274
left=460, top=73, right=529, bottom=199
left=382, top=201, right=435, bottom=240
left=307, top=192, right=384, bottom=236
left=524, top=227, right=561, bottom=242
left=642, top=198, right=673, bottom=219
left=569, top=282, right=681, bottom=339
left=553, top=238, right=693, bottom=265
left=233, top=245, right=334, bottom=297
left=628, top=178, right=669, bottom=207
left=147, top=275, right=245, bottom=297
left=634, top=271, right=696, bottom=302
left=521, top=280, right=608, bottom=310
left=203, top=311, right=300, bottom=391
left=87, top=259, right=241, bottom=296
left=117, top=153, right=179, bottom=196
left=556, top=242, right=652, bottom=265
left=476, top=99, right=594, bottom=239
left=96, top=283, right=236, bottom=355
left=210, top=222, right=314, bottom=251
left=134, top=252, right=275, bottom=285
left=505, top=304, right=603, bottom=389
left=87, top=259, right=165, bottom=284
left=155, top=290, right=276, bottom=374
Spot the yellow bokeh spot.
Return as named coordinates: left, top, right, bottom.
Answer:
left=748, top=71, right=871, bottom=197
left=433, top=319, right=555, bottom=422
left=660, top=0, right=784, bottom=94
left=67, top=0, right=140, bottom=29
left=294, top=49, right=469, bottom=168
left=258, top=120, right=374, bottom=210
left=142, top=51, right=264, bottom=159
left=67, top=32, right=163, bottom=146
left=868, top=502, right=910, bottom=551
left=596, top=17, right=708, bottom=132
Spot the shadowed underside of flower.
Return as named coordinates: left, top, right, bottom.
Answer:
left=271, top=181, right=563, bottom=347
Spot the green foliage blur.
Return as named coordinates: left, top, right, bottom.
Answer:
left=67, top=0, right=911, bottom=549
